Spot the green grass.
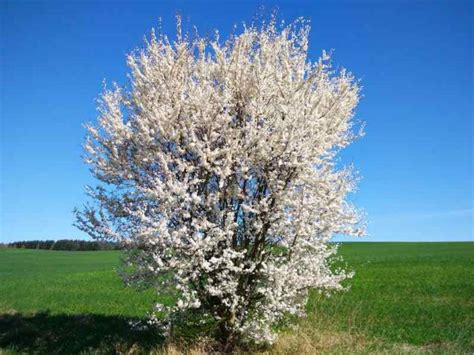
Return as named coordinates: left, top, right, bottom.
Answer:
left=307, top=242, right=474, bottom=352
left=0, top=243, right=473, bottom=353
left=0, top=249, right=156, bottom=317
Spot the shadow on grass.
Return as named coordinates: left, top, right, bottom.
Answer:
left=0, top=311, right=164, bottom=354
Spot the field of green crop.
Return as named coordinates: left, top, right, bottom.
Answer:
left=0, top=243, right=473, bottom=354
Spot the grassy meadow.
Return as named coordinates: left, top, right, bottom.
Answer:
left=0, top=242, right=473, bottom=354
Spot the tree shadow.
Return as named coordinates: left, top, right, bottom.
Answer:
left=0, top=311, right=164, bottom=354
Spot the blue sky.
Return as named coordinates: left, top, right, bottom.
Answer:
left=1, top=0, right=472, bottom=242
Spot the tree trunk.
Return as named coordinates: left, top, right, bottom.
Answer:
left=218, top=311, right=238, bottom=352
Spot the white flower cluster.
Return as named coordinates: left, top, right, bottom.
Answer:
left=76, top=17, right=364, bottom=345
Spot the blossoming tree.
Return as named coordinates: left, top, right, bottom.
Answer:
left=76, top=17, right=364, bottom=347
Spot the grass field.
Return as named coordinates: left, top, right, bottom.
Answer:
left=0, top=242, right=473, bottom=354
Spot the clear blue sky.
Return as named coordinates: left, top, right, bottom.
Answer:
left=1, top=0, right=472, bottom=242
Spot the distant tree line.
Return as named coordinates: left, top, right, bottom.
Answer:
left=7, top=239, right=120, bottom=251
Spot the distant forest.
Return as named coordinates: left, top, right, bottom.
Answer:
left=4, top=239, right=120, bottom=251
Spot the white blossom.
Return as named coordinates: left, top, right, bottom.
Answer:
left=76, top=16, right=365, bottom=346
